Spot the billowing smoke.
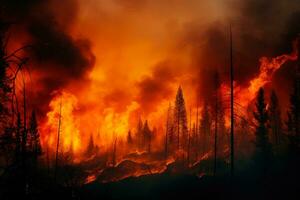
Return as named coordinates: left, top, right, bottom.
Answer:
left=1, top=0, right=95, bottom=113
left=175, top=0, right=300, bottom=106
left=1, top=0, right=300, bottom=132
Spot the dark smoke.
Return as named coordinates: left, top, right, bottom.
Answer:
left=1, top=0, right=95, bottom=112
left=132, top=0, right=300, bottom=112
left=180, top=0, right=300, bottom=104
left=136, top=60, right=179, bottom=113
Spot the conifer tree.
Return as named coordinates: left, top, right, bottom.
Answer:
left=15, top=112, right=22, bottom=163
left=85, top=134, right=95, bottom=156
left=253, top=88, right=272, bottom=173
left=269, top=90, right=282, bottom=148
left=127, top=130, right=133, bottom=146
left=0, top=21, right=11, bottom=129
left=143, top=120, right=152, bottom=153
left=173, top=86, right=188, bottom=151
left=29, top=111, right=42, bottom=157
left=136, top=117, right=143, bottom=150
left=200, top=100, right=211, bottom=156
left=166, top=103, right=174, bottom=155
left=286, top=75, right=300, bottom=151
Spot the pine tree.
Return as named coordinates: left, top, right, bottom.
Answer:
left=0, top=21, right=12, bottom=159
left=15, top=112, right=22, bottom=163
left=200, top=100, right=211, bottom=156
left=213, top=72, right=221, bottom=176
left=29, top=111, right=42, bottom=157
left=165, top=105, right=170, bottom=158
left=127, top=130, right=133, bottom=146
left=112, top=137, right=117, bottom=167
left=269, top=90, right=282, bottom=148
left=136, top=117, right=143, bottom=150
left=166, top=103, right=174, bottom=155
left=85, top=134, right=95, bottom=156
left=191, top=123, right=197, bottom=163
left=143, top=120, right=152, bottom=153
left=173, top=86, right=188, bottom=152
left=286, top=75, right=300, bottom=152
left=253, top=88, right=272, bottom=173
left=0, top=21, right=11, bottom=128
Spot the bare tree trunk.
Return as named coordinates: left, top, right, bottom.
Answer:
left=187, top=107, right=191, bottom=167
left=165, top=105, right=170, bottom=159
left=46, top=145, right=50, bottom=175
left=177, top=107, right=180, bottom=151
left=230, top=25, right=235, bottom=177
left=54, top=100, right=62, bottom=182
left=196, top=104, right=199, bottom=160
left=214, top=88, right=218, bottom=176
left=112, top=137, right=117, bottom=167
left=22, top=79, right=27, bottom=194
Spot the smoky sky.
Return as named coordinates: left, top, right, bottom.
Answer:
left=136, top=60, right=180, bottom=113
left=1, top=0, right=95, bottom=112
left=1, top=0, right=300, bottom=118
left=183, top=0, right=300, bottom=103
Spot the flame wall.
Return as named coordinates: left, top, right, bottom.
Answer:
left=1, top=0, right=300, bottom=160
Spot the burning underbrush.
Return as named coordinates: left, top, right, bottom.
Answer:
left=80, top=148, right=232, bottom=184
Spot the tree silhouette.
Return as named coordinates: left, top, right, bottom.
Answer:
left=253, top=88, right=272, bottom=173
left=269, top=90, right=282, bottom=149
left=143, top=120, right=152, bottom=153
left=112, top=137, right=117, bottom=167
left=15, top=112, right=22, bottom=163
left=286, top=74, right=300, bottom=154
left=200, top=100, right=211, bottom=156
left=0, top=21, right=13, bottom=164
left=85, top=134, right=95, bottom=157
left=165, top=103, right=175, bottom=156
left=127, top=130, right=133, bottom=151
left=0, top=21, right=11, bottom=128
left=136, top=117, right=143, bottom=151
left=29, top=111, right=42, bottom=158
left=173, top=86, right=188, bottom=152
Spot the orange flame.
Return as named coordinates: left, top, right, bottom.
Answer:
left=237, top=39, right=298, bottom=108
left=42, top=91, right=82, bottom=155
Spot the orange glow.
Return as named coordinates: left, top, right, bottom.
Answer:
left=35, top=1, right=299, bottom=178
left=236, top=39, right=298, bottom=108
left=41, top=91, right=82, bottom=155
left=40, top=39, right=299, bottom=163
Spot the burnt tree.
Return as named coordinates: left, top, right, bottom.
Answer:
left=173, top=86, right=188, bottom=152
left=253, top=88, right=272, bottom=174
left=269, top=90, right=282, bottom=150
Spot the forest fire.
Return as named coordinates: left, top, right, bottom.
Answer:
left=238, top=39, right=299, bottom=108
left=42, top=91, right=82, bottom=157
left=39, top=39, right=299, bottom=168
left=1, top=1, right=300, bottom=199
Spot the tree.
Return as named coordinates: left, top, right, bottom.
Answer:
left=200, top=100, right=211, bottom=156
left=143, top=120, right=152, bottom=153
left=269, top=90, right=282, bottom=149
left=15, top=112, right=22, bottom=163
left=112, top=137, right=117, bottom=167
left=253, top=88, right=272, bottom=173
left=165, top=103, right=174, bottom=158
left=213, top=72, right=221, bottom=176
left=0, top=21, right=13, bottom=164
left=136, top=117, right=143, bottom=150
left=173, top=86, right=188, bottom=152
left=191, top=123, right=197, bottom=163
left=85, top=134, right=95, bottom=157
left=286, top=75, right=300, bottom=153
left=127, top=130, right=133, bottom=147
left=0, top=21, right=11, bottom=129
left=29, top=110, right=42, bottom=158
